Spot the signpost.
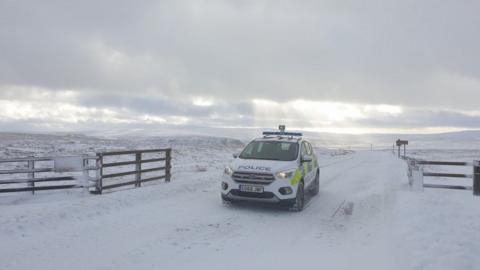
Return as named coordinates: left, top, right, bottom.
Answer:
left=396, top=139, right=409, bottom=158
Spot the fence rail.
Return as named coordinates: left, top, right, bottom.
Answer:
left=0, top=148, right=172, bottom=195
left=415, top=161, right=473, bottom=166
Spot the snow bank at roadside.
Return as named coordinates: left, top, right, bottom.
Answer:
left=392, top=181, right=480, bottom=270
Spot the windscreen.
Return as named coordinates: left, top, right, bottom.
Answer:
left=239, top=141, right=299, bottom=161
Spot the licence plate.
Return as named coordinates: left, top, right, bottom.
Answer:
left=240, top=185, right=264, bottom=193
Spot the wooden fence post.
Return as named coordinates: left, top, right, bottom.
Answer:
left=82, top=155, right=89, bottom=190
left=407, top=159, right=414, bottom=186
left=135, top=152, right=141, bottom=187
left=165, top=149, right=171, bottom=182
left=474, top=160, right=480, bottom=196
left=28, top=158, right=34, bottom=194
left=95, top=154, right=103, bottom=194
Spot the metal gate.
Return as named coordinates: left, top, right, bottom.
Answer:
left=0, top=155, right=98, bottom=193
left=0, top=148, right=172, bottom=195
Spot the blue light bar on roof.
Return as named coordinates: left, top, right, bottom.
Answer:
left=263, top=131, right=303, bottom=137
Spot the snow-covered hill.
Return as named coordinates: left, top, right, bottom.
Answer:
left=0, top=133, right=244, bottom=158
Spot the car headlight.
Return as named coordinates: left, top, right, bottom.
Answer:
left=276, top=170, right=296, bottom=179
left=224, top=166, right=234, bottom=176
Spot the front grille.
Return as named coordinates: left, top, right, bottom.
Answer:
left=232, top=171, right=275, bottom=185
left=230, top=189, right=275, bottom=199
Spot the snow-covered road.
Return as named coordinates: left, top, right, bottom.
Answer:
left=1, top=150, right=478, bottom=270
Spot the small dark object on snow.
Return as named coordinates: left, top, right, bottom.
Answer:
left=343, top=202, right=354, bottom=216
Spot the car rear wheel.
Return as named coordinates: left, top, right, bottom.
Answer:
left=310, top=171, right=319, bottom=196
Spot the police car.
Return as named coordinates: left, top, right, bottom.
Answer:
left=221, top=126, right=319, bottom=211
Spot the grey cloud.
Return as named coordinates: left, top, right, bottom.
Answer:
left=2, top=0, right=480, bottom=134
left=2, top=0, right=480, bottom=109
left=75, top=92, right=254, bottom=119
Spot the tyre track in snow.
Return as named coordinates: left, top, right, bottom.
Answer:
left=290, top=151, right=404, bottom=270
left=299, top=152, right=367, bottom=218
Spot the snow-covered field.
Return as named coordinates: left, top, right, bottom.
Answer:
left=0, top=133, right=479, bottom=270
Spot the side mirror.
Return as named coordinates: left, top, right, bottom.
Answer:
left=233, top=153, right=239, bottom=158
left=301, top=155, right=312, bottom=163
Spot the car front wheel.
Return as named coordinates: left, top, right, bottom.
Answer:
left=292, top=181, right=305, bottom=212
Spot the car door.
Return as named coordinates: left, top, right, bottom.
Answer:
left=301, top=141, right=314, bottom=186
left=307, top=142, right=318, bottom=171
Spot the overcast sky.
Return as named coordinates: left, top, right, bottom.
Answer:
left=1, top=0, right=480, bottom=134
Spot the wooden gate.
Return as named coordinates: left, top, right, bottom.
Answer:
left=95, top=149, right=172, bottom=194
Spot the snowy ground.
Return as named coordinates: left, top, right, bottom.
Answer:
left=1, top=134, right=479, bottom=270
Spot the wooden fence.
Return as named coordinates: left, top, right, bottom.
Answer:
left=0, top=148, right=172, bottom=195
left=406, top=157, right=480, bottom=196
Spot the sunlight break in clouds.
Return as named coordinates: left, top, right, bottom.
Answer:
left=192, top=97, right=215, bottom=107
left=1, top=86, right=476, bottom=134
left=253, top=99, right=403, bottom=133
left=0, top=99, right=130, bottom=124
left=0, top=98, right=193, bottom=126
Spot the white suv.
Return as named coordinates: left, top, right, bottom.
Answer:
left=221, top=128, right=319, bottom=211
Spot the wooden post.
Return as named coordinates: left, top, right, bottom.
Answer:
left=135, top=152, right=141, bottom=187
left=474, top=160, right=480, bottom=196
left=403, top=145, right=407, bottom=159
left=95, top=154, right=103, bottom=194
left=82, top=155, right=89, bottom=190
left=407, top=160, right=414, bottom=186
left=165, top=149, right=171, bottom=182
left=28, top=158, right=34, bottom=194
left=398, top=146, right=401, bottom=158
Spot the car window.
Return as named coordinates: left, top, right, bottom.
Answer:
left=301, top=142, right=309, bottom=156
left=307, top=142, right=313, bottom=155
left=242, top=142, right=254, bottom=156
left=239, top=141, right=299, bottom=161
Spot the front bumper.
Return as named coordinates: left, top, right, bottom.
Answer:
left=222, top=191, right=296, bottom=205
left=221, top=173, right=298, bottom=204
